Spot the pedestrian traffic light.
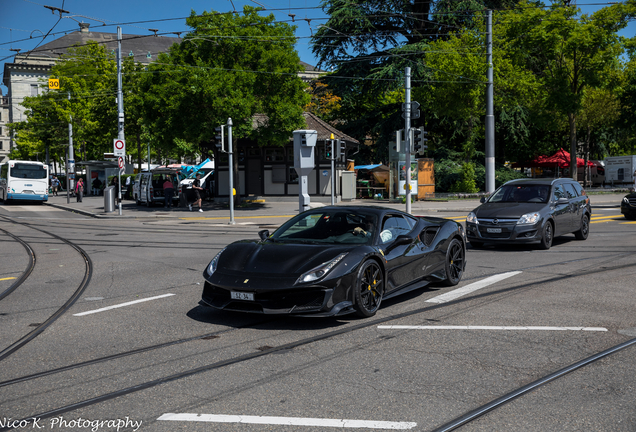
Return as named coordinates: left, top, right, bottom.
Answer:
left=215, top=125, right=225, bottom=152
left=326, top=140, right=333, bottom=159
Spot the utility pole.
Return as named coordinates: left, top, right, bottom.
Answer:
left=329, top=134, right=335, bottom=205
left=67, top=91, right=74, bottom=204
left=485, top=10, right=495, bottom=193
left=227, top=117, right=235, bottom=225
left=404, top=67, right=412, bottom=214
left=117, top=26, right=125, bottom=216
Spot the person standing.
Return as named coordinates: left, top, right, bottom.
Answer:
left=92, top=177, right=102, bottom=196
left=189, top=172, right=204, bottom=212
left=51, top=176, right=60, bottom=196
left=75, top=178, right=84, bottom=202
left=163, top=177, right=175, bottom=209
left=633, top=169, right=636, bottom=192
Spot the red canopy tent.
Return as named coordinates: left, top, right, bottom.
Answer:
left=539, top=148, right=593, bottom=168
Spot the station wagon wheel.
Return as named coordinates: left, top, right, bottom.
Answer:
left=354, top=260, right=384, bottom=318
left=538, top=221, right=553, bottom=250
left=574, top=214, right=590, bottom=240
left=442, top=238, right=464, bottom=286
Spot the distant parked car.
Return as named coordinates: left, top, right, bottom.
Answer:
left=621, top=192, right=636, bottom=220
left=466, top=178, right=591, bottom=250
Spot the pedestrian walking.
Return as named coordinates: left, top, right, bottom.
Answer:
left=51, top=176, right=60, bottom=196
left=189, top=172, right=204, bottom=212
left=163, top=177, right=175, bottom=208
left=75, top=178, right=84, bottom=202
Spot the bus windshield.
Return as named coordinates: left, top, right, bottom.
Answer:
left=10, top=163, right=48, bottom=179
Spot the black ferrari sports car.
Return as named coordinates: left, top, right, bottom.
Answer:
left=201, top=206, right=466, bottom=318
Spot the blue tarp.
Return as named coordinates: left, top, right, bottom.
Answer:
left=180, top=158, right=211, bottom=179
left=354, top=164, right=382, bottom=170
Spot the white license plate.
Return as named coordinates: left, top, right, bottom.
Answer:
left=487, top=228, right=502, bottom=233
left=231, top=291, right=254, bottom=301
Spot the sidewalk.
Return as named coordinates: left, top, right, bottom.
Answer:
left=43, top=192, right=623, bottom=221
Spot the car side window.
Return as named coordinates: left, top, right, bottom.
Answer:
left=380, top=215, right=413, bottom=244
left=564, top=183, right=578, bottom=199
left=553, top=184, right=566, bottom=201
left=571, top=182, right=584, bottom=196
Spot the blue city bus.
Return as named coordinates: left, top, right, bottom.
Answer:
left=0, top=160, right=49, bottom=204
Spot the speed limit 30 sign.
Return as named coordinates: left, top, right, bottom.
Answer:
left=113, top=139, right=126, bottom=156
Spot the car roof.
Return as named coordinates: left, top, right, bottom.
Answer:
left=504, top=178, right=575, bottom=186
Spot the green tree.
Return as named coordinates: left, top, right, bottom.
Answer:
left=139, top=6, right=309, bottom=203
left=498, top=0, right=635, bottom=179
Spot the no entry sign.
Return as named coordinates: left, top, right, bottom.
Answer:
left=113, top=139, right=126, bottom=156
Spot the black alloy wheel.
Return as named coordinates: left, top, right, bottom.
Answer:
left=442, top=238, right=464, bottom=286
left=574, top=214, right=590, bottom=240
left=538, top=221, right=553, bottom=250
left=354, top=260, right=384, bottom=317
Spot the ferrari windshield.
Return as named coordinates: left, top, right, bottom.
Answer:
left=488, top=184, right=550, bottom=204
left=271, top=210, right=378, bottom=245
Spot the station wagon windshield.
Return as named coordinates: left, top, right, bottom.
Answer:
left=488, top=184, right=550, bottom=203
left=271, top=210, right=378, bottom=245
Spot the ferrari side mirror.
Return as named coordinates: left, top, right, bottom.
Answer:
left=480, top=196, right=487, bottom=203
left=386, top=234, right=412, bottom=252
left=258, top=229, right=270, bottom=241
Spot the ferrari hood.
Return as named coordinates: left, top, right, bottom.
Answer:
left=217, top=241, right=355, bottom=276
left=473, top=202, right=544, bottom=219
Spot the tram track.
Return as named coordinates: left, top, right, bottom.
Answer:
left=0, top=215, right=93, bottom=362
left=0, top=227, right=35, bottom=302
left=1, top=257, right=634, bottom=430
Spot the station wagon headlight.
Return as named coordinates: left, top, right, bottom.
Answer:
left=297, top=253, right=348, bottom=284
left=623, top=197, right=630, bottom=205
left=206, top=248, right=226, bottom=276
left=517, top=212, right=541, bottom=225
left=466, top=212, right=478, bottom=224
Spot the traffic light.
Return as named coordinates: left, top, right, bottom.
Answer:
left=335, top=139, right=345, bottom=160
left=214, top=125, right=225, bottom=152
left=325, top=140, right=333, bottom=159
left=411, top=127, right=428, bottom=155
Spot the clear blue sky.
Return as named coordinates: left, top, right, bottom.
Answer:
left=1, top=0, right=634, bottom=95
left=0, top=0, right=328, bottom=94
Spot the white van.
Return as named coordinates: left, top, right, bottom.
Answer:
left=178, top=161, right=214, bottom=203
left=135, top=169, right=179, bottom=207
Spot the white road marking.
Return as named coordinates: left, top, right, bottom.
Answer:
left=73, top=293, right=175, bottom=316
left=157, top=413, right=417, bottom=430
left=378, top=325, right=607, bottom=332
left=426, top=271, right=522, bottom=304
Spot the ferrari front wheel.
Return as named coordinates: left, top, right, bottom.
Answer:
left=442, top=238, right=464, bottom=286
left=354, top=260, right=384, bottom=318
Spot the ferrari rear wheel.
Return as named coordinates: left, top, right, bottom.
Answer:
left=354, top=260, right=384, bottom=318
left=442, top=238, right=464, bottom=286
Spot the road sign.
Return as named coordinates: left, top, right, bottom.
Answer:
left=113, top=139, right=125, bottom=156
left=118, top=156, right=125, bottom=171
left=48, top=79, right=59, bottom=90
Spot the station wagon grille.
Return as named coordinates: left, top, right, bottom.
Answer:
left=628, top=198, right=636, bottom=207
left=477, top=218, right=518, bottom=226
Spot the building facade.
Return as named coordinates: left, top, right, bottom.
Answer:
left=0, top=90, right=9, bottom=163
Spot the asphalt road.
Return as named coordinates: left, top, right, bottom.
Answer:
left=0, top=198, right=635, bottom=432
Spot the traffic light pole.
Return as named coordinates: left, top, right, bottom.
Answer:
left=404, top=67, right=412, bottom=214
left=227, top=118, right=235, bottom=225
left=116, top=26, right=124, bottom=216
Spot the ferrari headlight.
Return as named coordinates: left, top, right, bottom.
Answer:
left=206, top=247, right=226, bottom=276
left=466, top=212, right=478, bottom=224
left=517, top=212, right=541, bottom=225
left=296, top=253, right=348, bottom=284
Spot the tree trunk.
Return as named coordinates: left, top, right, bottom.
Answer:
left=568, top=112, right=577, bottom=181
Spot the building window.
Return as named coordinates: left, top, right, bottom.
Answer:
left=265, top=148, right=284, bottom=162
left=288, top=167, right=298, bottom=184
left=31, top=84, right=38, bottom=97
